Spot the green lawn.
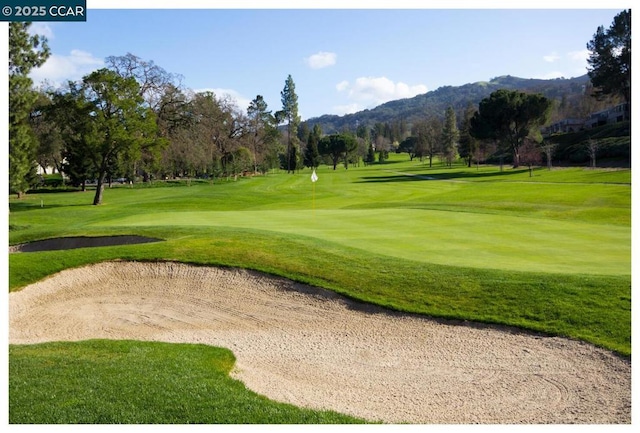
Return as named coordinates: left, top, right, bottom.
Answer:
left=9, top=340, right=366, bottom=424
left=8, top=157, right=631, bottom=423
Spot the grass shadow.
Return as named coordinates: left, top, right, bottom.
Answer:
left=357, top=167, right=541, bottom=183
left=9, top=201, right=95, bottom=212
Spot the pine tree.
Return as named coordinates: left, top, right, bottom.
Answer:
left=458, top=103, right=478, bottom=168
left=279, top=75, right=300, bottom=173
left=587, top=9, right=631, bottom=105
left=441, top=106, right=459, bottom=167
left=304, top=124, right=321, bottom=168
left=9, top=23, right=50, bottom=198
left=365, top=143, right=376, bottom=165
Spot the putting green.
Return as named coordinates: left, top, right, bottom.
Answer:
left=96, top=208, right=629, bottom=276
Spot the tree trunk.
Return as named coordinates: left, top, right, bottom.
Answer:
left=93, top=176, right=105, bottom=205
left=512, top=148, right=520, bottom=168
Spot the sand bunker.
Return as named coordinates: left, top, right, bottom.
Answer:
left=9, top=261, right=630, bottom=424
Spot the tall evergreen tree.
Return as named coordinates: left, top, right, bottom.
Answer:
left=458, top=103, right=478, bottom=168
left=304, top=124, right=322, bottom=168
left=9, top=22, right=50, bottom=198
left=279, top=75, right=300, bottom=173
left=587, top=9, right=631, bottom=105
left=365, top=142, right=376, bottom=166
left=441, top=106, right=459, bottom=167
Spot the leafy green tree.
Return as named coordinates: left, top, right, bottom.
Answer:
left=398, top=136, right=419, bottom=161
left=458, top=102, right=478, bottom=167
left=185, top=92, right=247, bottom=178
left=356, top=123, right=370, bottom=141
left=318, top=133, right=357, bottom=170
left=106, top=54, right=182, bottom=181
left=30, top=88, right=65, bottom=175
left=154, top=84, right=193, bottom=179
left=586, top=9, right=631, bottom=105
left=378, top=149, right=389, bottom=163
left=59, top=69, right=162, bottom=204
left=49, top=85, right=97, bottom=190
left=297, top=121, right=310, bottom=145
left=279, top=75, right=301, bottom=173
left=470, top=90, right=552, bottom=168
left=247, top=95, right=276, bottom=172
left=9, top=22, right=50, bottom=198
left=414, top=117, right=442, bottom=167
left=365, top=143, right=376, bottom=166
left=441, top=106, right=459, bottom=167
left=304, top=124, right=322, bottom=168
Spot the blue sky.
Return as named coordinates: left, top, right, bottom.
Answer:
left=17, top=1, right=630, bottom=120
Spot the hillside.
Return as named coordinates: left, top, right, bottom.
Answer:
left=306, top=75, right=592, bottom=133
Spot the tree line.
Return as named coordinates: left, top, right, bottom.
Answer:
left=10, top=10, right=629, bottom=203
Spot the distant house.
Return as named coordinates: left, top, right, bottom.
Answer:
left=543, top=102, right=630, bottom=136
left=585, top=102, right=630, bottom=129
left=544, top=118, right=585, bottom=135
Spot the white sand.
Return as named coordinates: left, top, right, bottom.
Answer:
left=9, top=261, right=631, bottom=424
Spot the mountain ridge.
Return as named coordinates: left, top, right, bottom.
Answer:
left=305, top=74, right=591, bottom=133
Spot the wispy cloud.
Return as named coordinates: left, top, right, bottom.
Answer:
left=335, top=76, right=427, bottom=113
left=332, top=103, right=361, bottom=116
left=305, top=51, right=337, bottom=69
left=30, top=49, right=104, bottom=87
left=568, top=49, right=590, bottom=63
left=543, top=52, right=561, bottom=63
left=335, top=80, right=349, bottom=92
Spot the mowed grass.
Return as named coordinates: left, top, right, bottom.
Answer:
left=8, top=157, right=631, bottom=423
left=9, top=340, right=367, bottom=424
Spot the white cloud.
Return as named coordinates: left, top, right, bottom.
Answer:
left=29, top=49, right=104, bottom=87
left=335, top=80, right=349, bottom=92
left=568, top=49, right=590, bottom=63
left=305, top=51, right=337, bottom=69
left=336, top=76, right=427, bottom=108
left=543, top=52, right=560, bottom=63
left=332, top=103, right=361, bottom=116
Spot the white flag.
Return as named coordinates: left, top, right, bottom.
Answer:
left=311, top=169, right=318, bottom=183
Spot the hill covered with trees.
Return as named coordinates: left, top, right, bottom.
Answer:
left=305, top=74, right=608, bottom=135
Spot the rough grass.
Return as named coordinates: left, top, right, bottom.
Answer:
left=9, top=340, right=367, bottom=424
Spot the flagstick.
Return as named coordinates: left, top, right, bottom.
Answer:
left=311, top=168, right=317, bottom=220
